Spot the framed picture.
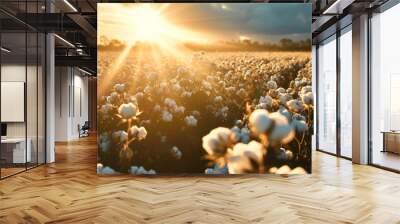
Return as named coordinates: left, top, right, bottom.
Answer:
left=97, top=3, right=312, bottom=175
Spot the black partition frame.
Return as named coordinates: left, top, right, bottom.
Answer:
left=315, top=23, right=353, bottom=161
left=0, top=1, right=47, bottom=180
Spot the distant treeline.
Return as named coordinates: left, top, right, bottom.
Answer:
left=184, top=38, right=311, bottom=52
left=98, top=36, right=311, bottom=52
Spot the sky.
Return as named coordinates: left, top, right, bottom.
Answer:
left=98, top=3, right=311, bottom=44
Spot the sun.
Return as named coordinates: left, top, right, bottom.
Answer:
left=132, top=6, right=168, bottom=43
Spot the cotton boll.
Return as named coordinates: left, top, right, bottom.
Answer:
left=278, top=107, right=291, bottom=120
left=226, top=86, right=236, bottom=93
left=97, top=163, right=103, bottom=173
left=286, top=99, right=305, bottom=113
left=171, top=146, right=183, bottom=159
left=235, top=120, right=243, bottom=127
left=129, top=96, right=138, bottom=104
left=214, top=96, right=223, bottom=103
left=99, top=166, right=117, bottom=174
left=184, top=115, right=198, bottom=127
left=172, top=83, right=182, bottom=92
left=266, top=80, right=278, bottom=90
left=99, top=134, right=111, bottom=152
left=192, top=110, right=200, bottom=117
left=136, top=166, right=146, bottom=175
left=130, top=166, right=139, bottom=174
left=181, top=91, right=192, bottom=98
left=292, top=119, right=308, bottom=133
left=147, top=169, right=156, bottom=175
left=292, top=114, right=306, bottom=121
left=205, top=168, right=216, bottom=174
left=143, top=86, right=151, bottom=94
left=154, top=104, right=161, bottom=112
left=277, top=87, right=286, bottom=94
left=202, top=80, right=212, bottom=90
left=174, top=106, right=185, bottom=114
left=205, top=164, right=228, bottom=174
left=118, top=103, right=138, bottom=119
left=290, top=167, right=306, bottom=174
left=231, top=126, right=241, bottom=142
left=233, top=141, right=264, bottom=163
left=135, top=92, right=144, bottom=100
left=301, top=92, right=313, bottom=105
left=259, top=95, right=272, bottom=107
left=137, top=127, right=147, bottom=140
left=113, top=130, right=128, bottom=143
left=275, top=165, right=291, bottom=175
left=106, top=92, right=118, bottom=104
left=202, top=127, right=234, bottom=156
left=243, top=69, right=252, bottom=80
left=100, top=103, right=113, bottom=114
left=215, top=106, right=228, bottom=118
left=285, top=150, right=293, bottom=160
left=130, top=166, right=156, bottom=175
left=130, top=125, right=139, bottom=136
left=164, top=98, right=177, bottom=109
left=294, top=80, right=301, bottom=88
left=240, top=127, right=250, bottom=143
left=279, top=93, right=292, bottom=105
left=268, top=112, right=294, bottom=144
left=301, top=85, right=312, bottom=95
left=249, top=109, right=272, bottom=135
left=114, top=83, right=125, bottom=93
left=277, top=148, right=287, bottom=160
left=162, top=111, right=173, bottom=122
left=236, top=88, right=246, bottom=98
left=227, top=155, right=253, bottom=174
left=227, top=141, right=264, bottom=174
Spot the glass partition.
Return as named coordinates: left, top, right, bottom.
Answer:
left=339, top=26, right=352, bottom=158
left=317, top=35, right=337, bottom=154
left=370, top=3, right=400, bottom=171
left=1, top=31, right=28, bottom=178
left=0, top=1, right=46, bottom=179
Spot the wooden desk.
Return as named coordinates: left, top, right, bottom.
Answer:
left=381, top=131, right=400, bottom=154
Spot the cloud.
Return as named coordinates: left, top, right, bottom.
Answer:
left=167, top=3, right=311, bottom=37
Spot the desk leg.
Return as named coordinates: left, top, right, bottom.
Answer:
left=382, top=133, right=386, bottom=153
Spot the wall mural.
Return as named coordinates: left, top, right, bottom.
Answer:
left=97, top=3, right=313, bottom=175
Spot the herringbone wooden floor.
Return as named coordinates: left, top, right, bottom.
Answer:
left=1, top=136, right=400, bottom=224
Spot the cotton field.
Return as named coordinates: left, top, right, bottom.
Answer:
left=97, top=51, right=313, bottom=175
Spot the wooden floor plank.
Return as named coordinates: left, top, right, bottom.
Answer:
left=0, top=135, right=400, bottom=223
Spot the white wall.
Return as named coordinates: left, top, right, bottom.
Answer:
left=55, top=67, right=89, bottom=141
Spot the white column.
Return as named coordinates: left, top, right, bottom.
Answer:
left=46, top=32, right=55, bottom=163
left=352, top=14, right=369, bottom=164
left=312, top=45, right=317, bottom=151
